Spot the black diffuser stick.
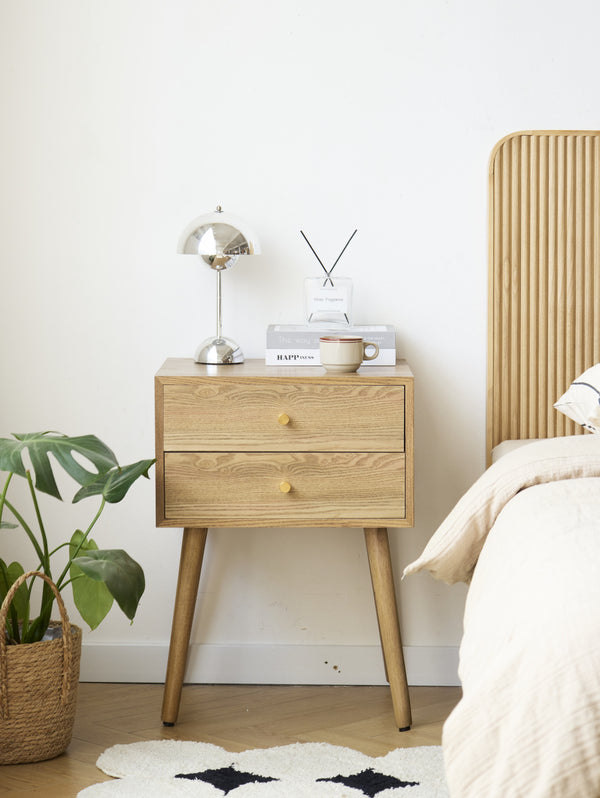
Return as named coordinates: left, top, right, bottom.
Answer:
left=329, top=229, right=358, bottom=275
left=300, top=230, right=333, bottom=285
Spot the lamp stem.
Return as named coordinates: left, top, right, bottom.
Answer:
left=216, top=269, right=222, bottom=340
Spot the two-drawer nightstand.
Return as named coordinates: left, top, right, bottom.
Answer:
left=155, top=358, right=414, bottom=730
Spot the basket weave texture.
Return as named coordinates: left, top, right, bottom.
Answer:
left=0, top=571, right=82, bottom=765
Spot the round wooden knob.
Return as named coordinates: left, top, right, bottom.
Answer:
left=279, top=481, right=292, bottom=493
left=278, top=413, right=290, bottom=426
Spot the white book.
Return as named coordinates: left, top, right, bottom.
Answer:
left=265, top=347, right=397, bottom=366
left=267, top=324, right=395, bottom=348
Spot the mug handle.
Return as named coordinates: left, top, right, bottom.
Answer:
left=362, top=341, right=379, bottom=361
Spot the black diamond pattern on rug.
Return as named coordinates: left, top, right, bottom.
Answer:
left=317, top=767, right=419, bottom=797
left=176, top=765, right=278, bottom=794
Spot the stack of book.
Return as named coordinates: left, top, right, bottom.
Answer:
left=265, top=324, right=396, bottom=366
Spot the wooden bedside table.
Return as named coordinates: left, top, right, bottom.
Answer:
left=155, top=358, right=414, bottom=730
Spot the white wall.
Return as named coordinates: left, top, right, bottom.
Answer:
left=1, top=0, right=598, bottom=686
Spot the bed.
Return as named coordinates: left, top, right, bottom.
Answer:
left=405, top=131, right=600, bottom=797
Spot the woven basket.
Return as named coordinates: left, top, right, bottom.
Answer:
left=0, top=570, right=82, bottom=765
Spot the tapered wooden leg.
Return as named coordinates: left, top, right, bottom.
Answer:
left=364, top=527, right=412, bottom=731
left=161, top=527, right=208, bottom=725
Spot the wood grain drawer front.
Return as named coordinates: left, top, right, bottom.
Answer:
left=162, top=452, right=406, bottom=527
left=161, top=381, right=405, bottom=452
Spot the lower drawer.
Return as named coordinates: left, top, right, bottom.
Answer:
left=161, top=451, right=406, bottom=527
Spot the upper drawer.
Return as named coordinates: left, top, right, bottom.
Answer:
left=159, top=380, right=405, bottom=452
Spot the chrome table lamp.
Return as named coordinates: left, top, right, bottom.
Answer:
left=177, top=206, right=261, bottom=364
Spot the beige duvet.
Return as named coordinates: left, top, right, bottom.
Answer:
left=405, top=436, right=600, bottom=797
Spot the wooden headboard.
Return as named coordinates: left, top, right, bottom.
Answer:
left=487, top=130, right=600, bottom=464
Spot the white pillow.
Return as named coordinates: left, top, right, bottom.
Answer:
left=491, top=439, right=537, bottom=462
left=554, top=364, right=600, bottom=432
left=402, top=435, right=600, bottom=584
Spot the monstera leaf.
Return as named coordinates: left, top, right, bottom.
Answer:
left=0, top=560, right=27, bottom=615
left=73, top=459, right=155, bottom=504
left=0, top=432, right=118, bottom=499
left=69, top=531, right=114, bottom=630
left=72, top=547, right=145, bottom=622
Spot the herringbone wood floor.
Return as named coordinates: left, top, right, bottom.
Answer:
left=0, top=683, right=461, bottom=796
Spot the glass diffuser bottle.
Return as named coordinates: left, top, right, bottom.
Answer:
left=304, top=274, right=353, bottom=325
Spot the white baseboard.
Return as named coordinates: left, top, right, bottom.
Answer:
left=80, top=643, right=460, bottom=686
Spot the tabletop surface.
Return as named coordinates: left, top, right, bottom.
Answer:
left=156, top=358, right=413, bottom=382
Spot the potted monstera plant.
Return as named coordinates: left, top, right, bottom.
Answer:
left=0, top=431, right=155, bottom=764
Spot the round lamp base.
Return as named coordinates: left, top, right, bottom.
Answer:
left=194, top=336, right=244, bottom=365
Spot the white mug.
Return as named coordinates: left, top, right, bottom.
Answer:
left=319, top=335, right=379, bottom=373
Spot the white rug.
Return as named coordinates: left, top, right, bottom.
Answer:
left=77, top=740, right=448, bottom=797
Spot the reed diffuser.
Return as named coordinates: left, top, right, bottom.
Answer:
left=301, top=229, right=357, bottom=326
